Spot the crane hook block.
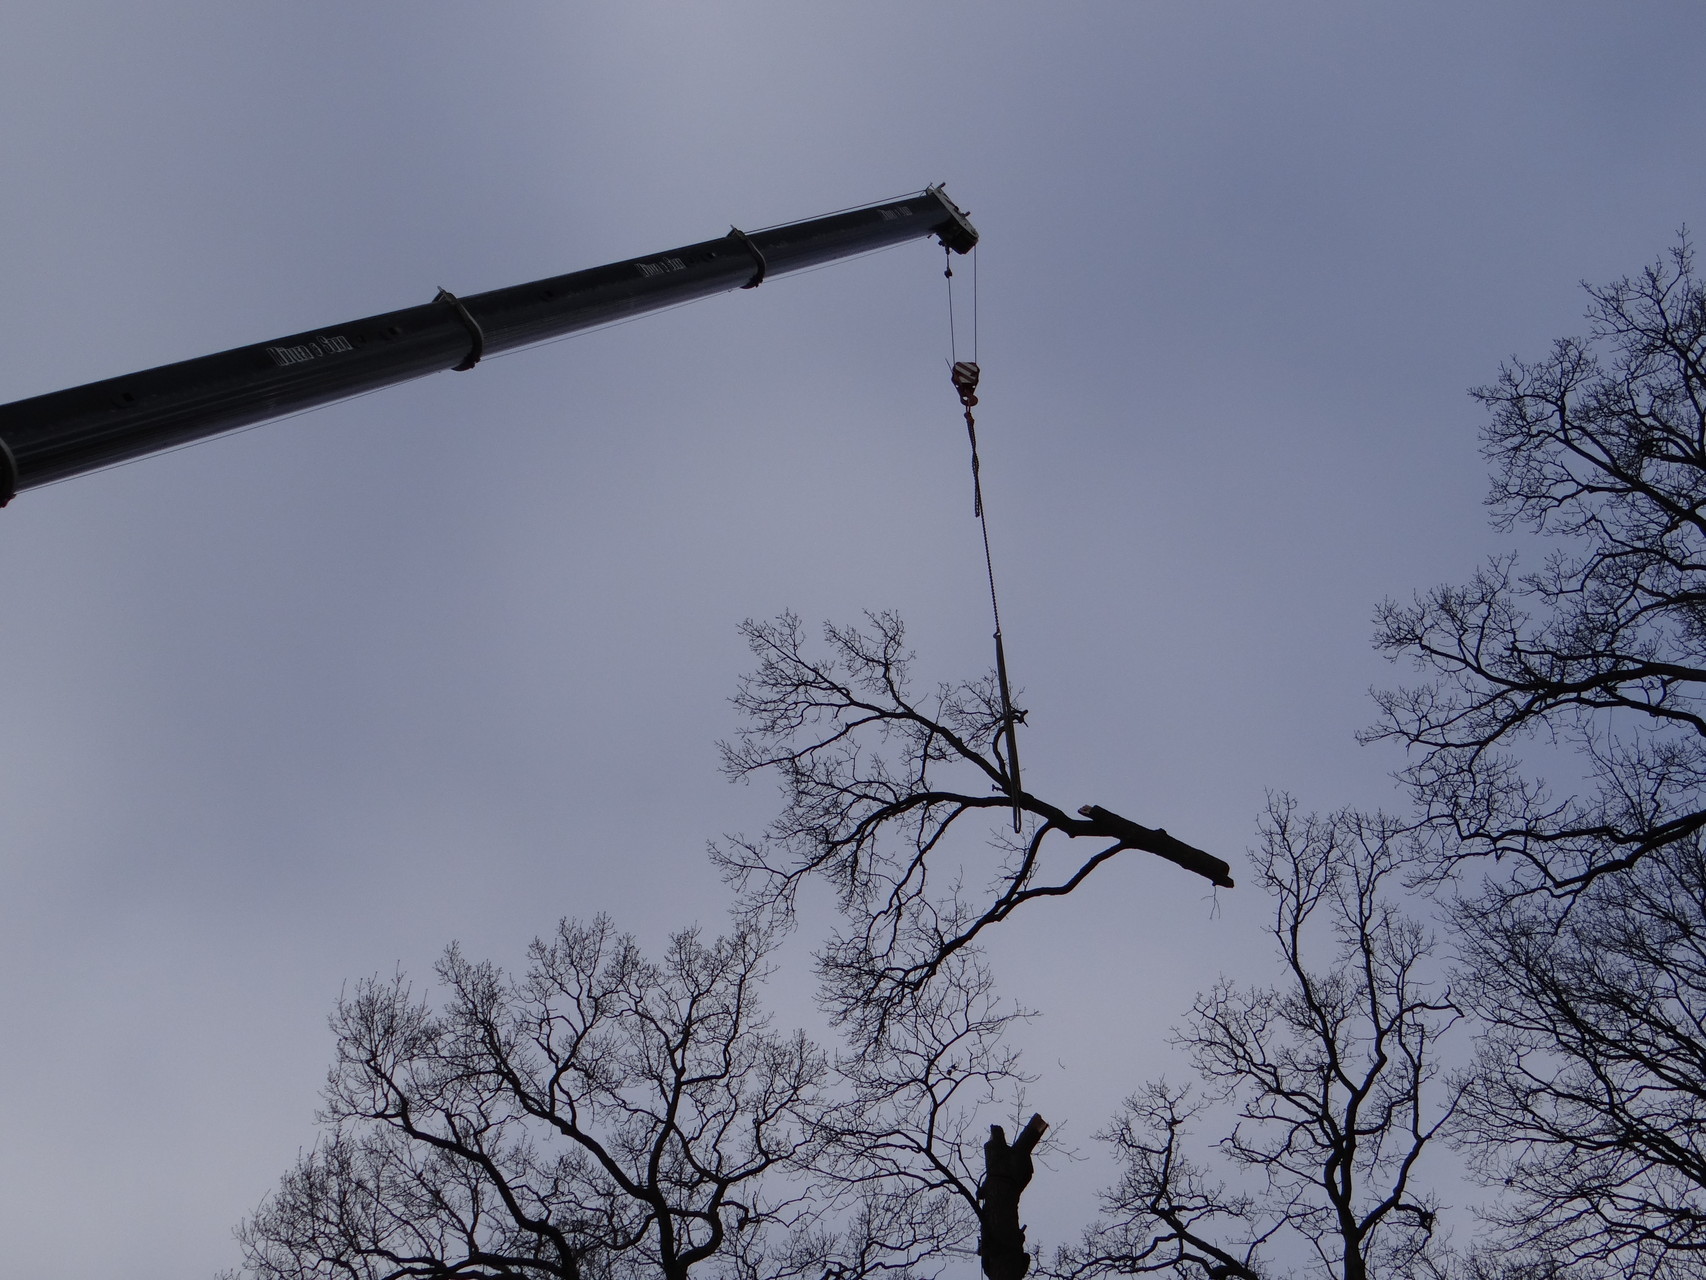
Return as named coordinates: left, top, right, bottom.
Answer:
left=951, top=360, right=980, bottom=409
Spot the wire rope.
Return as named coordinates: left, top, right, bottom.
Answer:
left=947, top=245, right=1023, bottom=831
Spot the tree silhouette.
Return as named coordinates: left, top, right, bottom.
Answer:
left=1364, top=236, right=1706, bottom=1277
left=233, top=917, right=1029, bottom=1280
left=1452, top=837, right=1706, bottom=1278
left=1055, top=802, right=1461, bottom=1280
left=1371, top=237, right=1706, bottom=897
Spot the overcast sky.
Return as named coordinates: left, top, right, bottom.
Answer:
left=3, top=5, right=1704, bottom=1276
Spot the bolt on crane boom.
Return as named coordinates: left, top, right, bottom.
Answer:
left=0, top=187, right=978, bottom=506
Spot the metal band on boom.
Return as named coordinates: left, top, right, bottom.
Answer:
left=0, top=435, right=17, bottom=507
left=435, top=288, right=485, bottom=372
left=727, top=227, right=768, bottom=289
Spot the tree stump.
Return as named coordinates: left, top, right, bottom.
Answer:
left=978, top=1113, right=1048, bottom=1280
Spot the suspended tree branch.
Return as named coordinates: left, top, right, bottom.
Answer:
left=715, top=612, right=1230, bottom=1021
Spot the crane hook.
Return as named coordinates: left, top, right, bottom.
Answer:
left=951, top=360, right=980, bottom=409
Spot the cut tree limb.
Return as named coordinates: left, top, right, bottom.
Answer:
left=1076, top=805, right=1234, bottom=888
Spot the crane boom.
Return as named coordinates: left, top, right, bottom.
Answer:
left=0, top=186, right=977, bottom=506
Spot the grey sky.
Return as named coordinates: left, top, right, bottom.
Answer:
left=2, top=4, right=1703, bottom=1275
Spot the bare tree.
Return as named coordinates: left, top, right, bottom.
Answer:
left=1056, top=801, right=1462, bottom=1280
left=1368, top=237, right=1706, bottom=897
left=715, top=611, right=1231, bottom=1022
left=233, top=916, right=1031, bottom=1280
left=236, top=917, right=833, bottom=1280
left=1450, top=836, right=1706, bottom=1279
left=816, top=948, right=1039, bottom=1280
left=1058, top=1081, right=1275, bottom=1280
left=234, top=612, right=1241, bottom=1279
left=1355, top=235, right=1706, bottom=1277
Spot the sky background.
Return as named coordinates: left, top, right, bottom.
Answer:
left=2, top=4, right=1704, bottom=1276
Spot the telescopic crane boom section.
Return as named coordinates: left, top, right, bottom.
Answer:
left=0, top=187, right=978, bottom=505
